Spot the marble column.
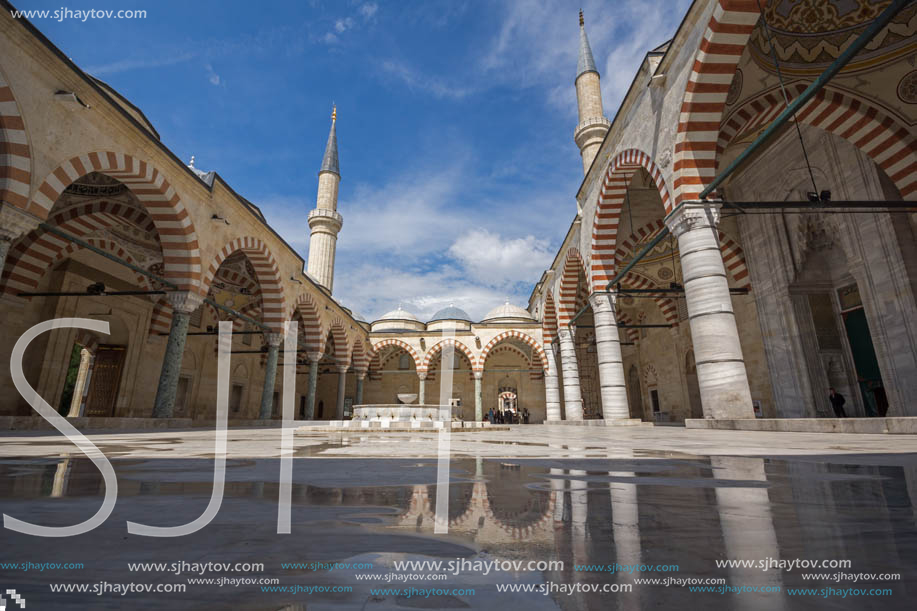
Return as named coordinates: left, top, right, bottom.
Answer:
left=0, top=202, right=41, bottom=276
left=474, top=372, right=483, bottom=421
left=355, top=372, right=365, bottom=405
left=152, top=291, right=203, bottom=418
left=544, top=342, right=562, bottom=421
left=590, top=292, right=629, bottom=419
left=418, top=372, right=427, bottom=405
left=335, top=364, right=348, bottom=419
left=557, top=327, right=583, bottom=420
left=67, top=348, right=93, bottom=417
left=258, top=333, right=283, bottom=420
left=665, top=202, right=753, bottom=419
left=305, top=352, right=322, bottom=420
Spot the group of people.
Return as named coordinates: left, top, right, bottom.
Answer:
left=485, top=407, right=529, bottom=424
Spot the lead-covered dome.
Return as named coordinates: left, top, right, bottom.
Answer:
left=483, top=301, right=535, bottom=323
left=429, top=305, right=471, bottom=322
left=376, top=306, right=419, bottom=323
left=371, top=306, right=424, bottom=333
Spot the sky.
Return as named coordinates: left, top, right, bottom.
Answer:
left=15, top=0, right=693, bottom=321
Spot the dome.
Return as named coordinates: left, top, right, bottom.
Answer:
left=429, top=304, right=471, bottom=322
left=483, top=301, right=535, bottom=322
left=375, top=306, right=419, bottom=323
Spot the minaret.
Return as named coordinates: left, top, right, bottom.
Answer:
left=307, top=106, right=343, bottom=292
left=574, top=10, right=610, bottom=174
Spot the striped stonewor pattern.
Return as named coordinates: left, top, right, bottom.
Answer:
left=0, top=71, right=31, bottom=212
left=616, top=312, right=640, bottom=343
left=479, top=330, right=549, bottom=372
left=368, top=352, right=384, bottom=381
left=620, top=270, right=679, bottom=325
left=29, top=152, right=202, bottom=289
left=542, top=291, right=559, bottom=347
left=718, top=83, right=917, bottom=199
left=425, top=348, right=475, bottom=383
left=718, top=230, right=750, bottom=288
left=421, top=338, right=478, bottom=374
left=613, top=219, right=750, bottom=288
left=590, top=149, right=672, bottom=288
left=292, top=293, right=323, bottom=352
left=485, top=344, right=541, bottom=380
left=327, top=318, right=351, bottom=366
left=2, top=207, right=157, bottom=295
left=558, top=248, right=590, bottom=325
left=351, top=339, right=370, bottom=374
left=150, top=298, right=172, bottom=335
left=369, top=339, right=421, bottom=371
left=673, top=0, right=761, bottom=206
left=202, top=236, right=286, bottom=333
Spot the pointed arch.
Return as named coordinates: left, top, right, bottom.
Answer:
left=672, top=0, right=761, bottom=206
left=616, top=312, right=639, bottom=342
left=421, top=338, right=478, bottom=373
left=369, top=338, right=421, bottom=371
left=202, top=236, right=286, bottom=332
left=326, top=318, right=351, bottom=366
left=542, top=291, right=559, bottom=347
left=718, top=83, right=917, bottom=199
left=29, top=151, right=202, bottom=289
left=557, top=248, right=590, bottom=324
left=619, top=270, right=679, bottom=325
left=0, top=69, right=31, bottom=212
left=2, top=202, right=160, bottom=296
left=291, top=292, right=323, bottom=352
left=480, top=330, right=549, bottom=372
left=351, top=338, right=370, bottom=374
left=590, top=149, right=672, bottom=287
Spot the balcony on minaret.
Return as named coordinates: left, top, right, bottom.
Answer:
left=307, top=207, right=343, bottom=233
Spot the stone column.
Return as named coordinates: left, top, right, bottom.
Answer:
left=258, top=333, right=283, bottom=420
left=67, top=348, right=93, bottom=417
left=665, top=202, right=753, bottom=419
left=335, top=364, right=348, bottom=419
left=305, top=352, right=322, bottom=420
left=355, top=372, right=365, bottom=405
left=589, top=293, right=629, bottom=419
left=418, top=372, right=427, bottom=405
left=544, top=342, right=562, bottom=421
left=557, top=327, right=584, bottom=420
left=474, top=371, right=483, bottom=421
left=152, top=291, right=203, bottom=418
left=0, top=203, right=41, bottom=276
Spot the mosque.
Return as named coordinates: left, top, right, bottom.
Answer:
left=0, top=0, right=914, bottom=426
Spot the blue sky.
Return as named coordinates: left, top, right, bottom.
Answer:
left=17, top=0, right=692, bottom=321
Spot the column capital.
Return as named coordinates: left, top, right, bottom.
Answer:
left=166, top=291, right=204, bottom=314
left=664, top=200, right=722, bottom=238
left=306, top=351, right=323, bottom=362
left=0, top=202, right=41, bottom=242
left=337, top=363, right=350, bottom=373
left=473, top=370, right=483, bottom=380
left=355, top=369, right=367, bottom=380
left=588, top=292, right=617, bottom=313
left=417, top=371, right=427, bottom=381
left=557, top=326, right=575, bottom=341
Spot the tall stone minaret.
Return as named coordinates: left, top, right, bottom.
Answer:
left=573, top=10, right=610, bottom=174
left=307, top=106, right=342, bottom=292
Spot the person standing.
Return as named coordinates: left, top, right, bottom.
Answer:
left=523, top=408, right=530, bottom=424
left=828, top=388, right=847, bottom=418
left=488, top=407, right=494, bottom=424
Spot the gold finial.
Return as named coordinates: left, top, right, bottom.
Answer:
left=331, top=103, right=337, bottom=124
left=579, top=9, right=584, bottom=27
left=188, top=155, right=195, bottom=168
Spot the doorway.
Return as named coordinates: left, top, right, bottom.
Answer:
left=83, top=345, right=126, bottom=417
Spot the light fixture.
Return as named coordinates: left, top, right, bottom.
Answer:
left=211, top=213, right=230, bottom=225
left=54, top=90, right=90, bottom=108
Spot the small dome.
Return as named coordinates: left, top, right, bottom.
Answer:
left=483, top=301, right=535, bottom=322
left=375, top=306, right=419, bottom=323
left=430, top=304, right=471, bottom=322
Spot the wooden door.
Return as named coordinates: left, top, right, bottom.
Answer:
left=84, top=345, right=126, bottom=417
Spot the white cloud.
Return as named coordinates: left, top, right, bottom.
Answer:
left=85, top=52, right=194, bottom=76
left=334, top=17, right=354, bottom=33
left=204, top=64, right=221, bottom=86
left=359, top=3, right=378, bottom=19
left=321, top=31, right=339, bottom=44
left=378, top=60, right=474, bottom=99
left=448, top=229, right=554, bottom=289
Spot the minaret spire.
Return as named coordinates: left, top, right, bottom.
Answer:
left=573, top=10, right=609, bottom=175
left=307, top=106, right=343, bottom=292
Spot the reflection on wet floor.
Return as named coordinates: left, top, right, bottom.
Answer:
left=1, top=452, right=916, bottom=610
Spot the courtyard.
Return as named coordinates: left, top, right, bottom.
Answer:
left=1, top=424, right=915, bottom=609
